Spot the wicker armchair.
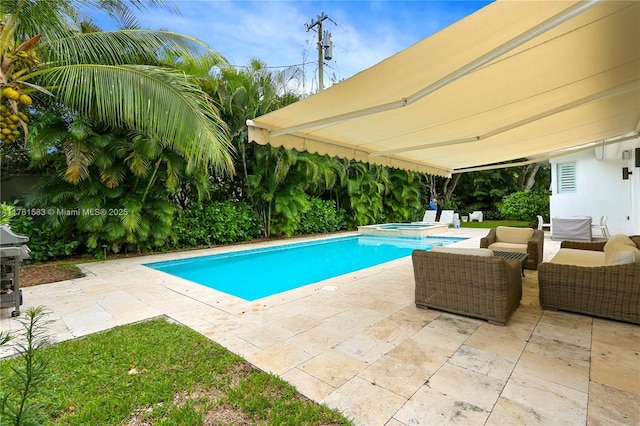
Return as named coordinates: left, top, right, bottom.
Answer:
left=480, top=227, right=544, bottom=270
left=412, top=250, right=522, bottom=326
left=538, top=238, right=640, bottom=324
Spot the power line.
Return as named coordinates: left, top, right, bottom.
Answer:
left=225, top=61, right=315, bottom=70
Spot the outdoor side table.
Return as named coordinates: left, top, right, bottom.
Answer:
left=492, top=251, right=528, bottom=276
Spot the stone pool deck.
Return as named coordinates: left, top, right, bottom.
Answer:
left=1, top=228, right=638, bottom=425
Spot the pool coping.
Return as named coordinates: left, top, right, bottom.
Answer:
left=357, top=222, right=450, bottom=238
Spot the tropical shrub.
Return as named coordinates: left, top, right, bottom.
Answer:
left=482, top=208, right=504, bottom=221
left=0, top=202, right=16, bottom=225
left=382, top=169, right=423, bottom=223
left=27, top=120, right=200, bottom=254
left=335, top=162, right=386, bottom=228
left=171, top=201, right=263, bottom=248
left=499, top=191, right=549, bottom=224
left=10, top=214, right=80, bottom=262
left=295, top=198, right=346, bottom=235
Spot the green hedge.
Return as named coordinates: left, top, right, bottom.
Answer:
left=6, top=199, right=346, bottom=261
left=171, top=201, right=264, bottom=248
left=294, top=198, right=346, bottom=235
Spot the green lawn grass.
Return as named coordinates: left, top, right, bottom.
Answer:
left=459, top=220, right=529, bottom=228
left=1, top=317, right=352, bottom=425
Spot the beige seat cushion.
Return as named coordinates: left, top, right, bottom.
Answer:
left=495, top=226, right=534, bottom=244
left=431, top=246, right=494, bottom=257
left=488, top=242, right=528, bottom=254
left=550, top=248, right=607, bottom=267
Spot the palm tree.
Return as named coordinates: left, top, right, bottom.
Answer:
left=212, top=59, right=302, bottom=180
left=383, top=168, right=423, bottom=222
left=28, top=115, right=198, bottom=251
left=0, top=0, right=233, bottom=175
left=335, top=161, right=386, bottom=227
left=245, top=146, right=307, bottom=237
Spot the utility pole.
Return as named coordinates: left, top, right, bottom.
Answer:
left=305, top=12, right=333, bottom=91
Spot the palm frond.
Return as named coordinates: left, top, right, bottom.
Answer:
left=163, top=152, right=184, bottom=191
left=34, top=64, right=234, bottom=174
left=97, top=0, right=179, bottom=19
left=38, top=30, right=221, bottom=68
left=103, top=219, right=127, bottom=240
left=121, top=210, right=141, bottom=236
left=130, top=132, right=162, bottom=158
left=99, top=163, right=126, bottom=188
left=124, top=150, right=150, bottom=177
left=69, top=119, right=94, bottom=141
left=63, top=140, right=93, bottom=183
left=29, top=127, right=68, bottom=161
left=1, top=0, right=76, bottom=43
left=102, top=2, right=141, bottom=30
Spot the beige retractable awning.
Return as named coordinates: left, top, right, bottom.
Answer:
left=247, top=0, right=640, bottom=177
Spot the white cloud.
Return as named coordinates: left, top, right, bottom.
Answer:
left=103, top=1, right=491, bottom=92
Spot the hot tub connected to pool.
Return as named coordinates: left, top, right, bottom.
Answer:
left=357, top=223, right=449, bottom=238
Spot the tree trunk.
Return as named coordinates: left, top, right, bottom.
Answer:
left=524, top=163, right=540, bottom=191
left=442, top=174, right=461, bottom=208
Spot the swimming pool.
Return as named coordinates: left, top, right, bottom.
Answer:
left=145, top=235, right=465, bottom=301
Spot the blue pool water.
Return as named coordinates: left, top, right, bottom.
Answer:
left=145, top=235, right=465, bottom=301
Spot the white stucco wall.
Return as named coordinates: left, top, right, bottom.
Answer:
left=549, top=138, right=640, bottom=236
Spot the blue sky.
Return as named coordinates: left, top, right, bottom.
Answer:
left=100, top=1, right=491, bottom=92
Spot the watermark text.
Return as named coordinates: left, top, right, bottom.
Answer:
left=15, top=208, right=129, bottom=217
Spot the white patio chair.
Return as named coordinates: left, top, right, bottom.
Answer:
left=469, top=211, right=483, bottom=222
left=421, top=210, right=437, bottom=223
left=537, top=215, right=551, bottom=231
left=591, top=216, right=610, bottom=240
left=438, top=210, right=455, bottom=225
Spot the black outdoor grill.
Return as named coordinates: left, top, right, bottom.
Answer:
left=0, top=225, right=29, bottom=317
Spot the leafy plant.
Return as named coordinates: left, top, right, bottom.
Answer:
left=0, top=202, right=16, bottom=225
left=499, top=191, right=549, bottom=225
left=245, top=146, right=316, bottom=237
left=295, top=198, right=345, bottom=235
left=382, top=168, right=423, bottom=223
left=10, top=214, right=80, bottom=262
left=1, top=306, right=53, bottom=426
left=336, top=162, right=386, bottom=227
left=171, top=201, right=263, bottom=248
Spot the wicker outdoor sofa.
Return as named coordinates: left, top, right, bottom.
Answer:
left=412, top=247, right=522, bottom=326
left=538, top=235, right=640, bottom=324
left=480, top=226, right=544, bottom=270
